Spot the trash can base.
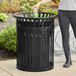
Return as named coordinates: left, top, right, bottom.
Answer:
left=17, top=65, right=54, bottom=72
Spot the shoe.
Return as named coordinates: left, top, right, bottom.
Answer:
left=63, top=59, right=72, bottom=68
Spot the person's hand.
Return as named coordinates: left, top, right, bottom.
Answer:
left=56, top=1, right=59, bottom=5
left=32, top=3, right=40, bottom=11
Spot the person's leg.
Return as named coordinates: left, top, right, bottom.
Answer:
left=58, top=10, right=72, bottom=68
left=70, top=11, right=76, bottom=38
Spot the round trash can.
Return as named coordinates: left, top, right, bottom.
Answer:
left=14, top=12, right=57, bottom=72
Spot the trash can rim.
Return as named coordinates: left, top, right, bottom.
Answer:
left=13, top=12, right=58, bottom=19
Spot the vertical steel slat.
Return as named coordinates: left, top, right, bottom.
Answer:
left=33, top=29, right=37, bottom=67
left=28, top=27, right=32, bottom=68
left=42, top=29, right=46, bottom=67
left=22, top=27, right=25, bottom=67
left=20, top=26, right=23, bottom=67
left=45, top=28, right=50, bottom=67
left=40, top=22, right=45, bottom=68
left=36, top=28, right=40, bottom=68
left=35, top=29, right=39, bottom=68
left=24, top=21, right=29, bottom=68
left=31, top=28, right=35, bottom=68
left=17, top=24, right=21, bottom=66
left=44, top=30, right=47, bottom=68
left=49, top=30, right=52, bottom=65
left=22, top=21, right=26, bottom=68
left=43, top=13, right=45, bottom=17
left=40, top=29, right=43, bottom=67
left=51, top=19, right=54, bottom=65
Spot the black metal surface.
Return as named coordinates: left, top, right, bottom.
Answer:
left=13, top=12, right=57, bottom=19
left=14, top=12, right=57, bottom=72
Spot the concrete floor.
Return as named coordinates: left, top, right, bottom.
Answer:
left=0, top=54, right=76, bottom=76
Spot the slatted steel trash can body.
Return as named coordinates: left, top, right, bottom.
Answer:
left=14, top=12, right=57, bottom=72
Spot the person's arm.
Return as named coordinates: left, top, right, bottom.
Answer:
left=38, top=0, right=52, bottom=6
left=32, top=0, right=52, bottom=10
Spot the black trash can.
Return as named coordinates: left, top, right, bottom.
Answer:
left=14, top=12, right=57, bottom=72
